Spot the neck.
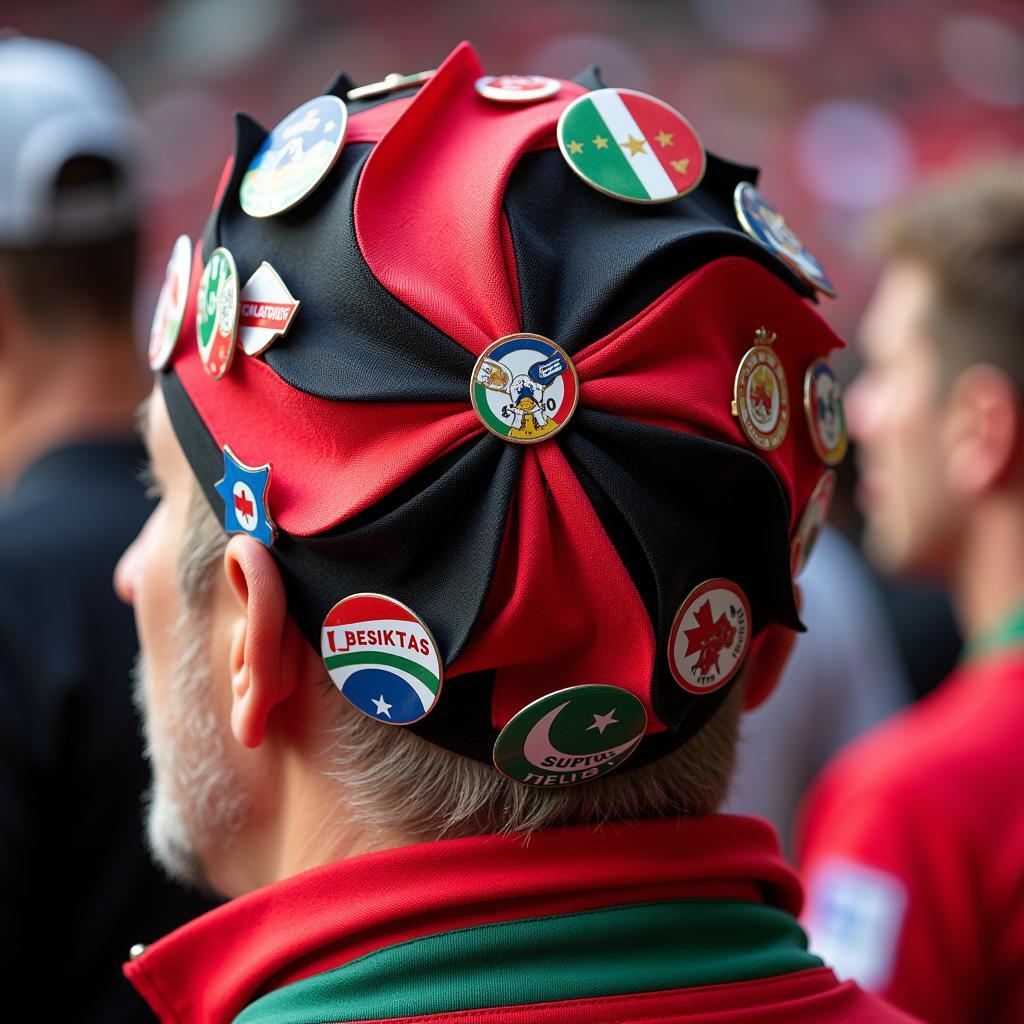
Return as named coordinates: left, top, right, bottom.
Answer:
left=0, top=324, right=145, bottom=490
left=954, top=492, right=1024, bottom=641
left=208, top=738, right=415, bottom=900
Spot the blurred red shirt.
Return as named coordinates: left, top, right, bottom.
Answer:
left=798, top=615, right=1024, bottom=1024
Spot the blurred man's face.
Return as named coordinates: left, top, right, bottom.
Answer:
left=115, top=387, right=249, bottom=893
left=846, top=260, right=960, bottom=577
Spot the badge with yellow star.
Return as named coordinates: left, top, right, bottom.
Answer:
left=556, top=88, right=705, bottom=204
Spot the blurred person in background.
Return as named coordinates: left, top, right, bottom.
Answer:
left=726, top=524, right=909, bottom=853
left=0, top=34, right=212, bottom=1020
left=114, top=42, right=917, bottom=1023
left=798, top=162, right=1024, bottom=1024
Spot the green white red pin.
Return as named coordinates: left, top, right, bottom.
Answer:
left=196, top=247, right=239, bottom=380
left=492, top=684, right=647, bottom=787
left=732, top=327, right=790, bottom=451
left=240, top=95, right=348, bottom=218
left=148, top=234, right=192, bottom=371
left=668, top=579, right=751, bottom=695
left=557, top=88, right=705, bottom=204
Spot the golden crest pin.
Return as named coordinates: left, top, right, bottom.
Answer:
left=732, top=327, right=790, bottom=451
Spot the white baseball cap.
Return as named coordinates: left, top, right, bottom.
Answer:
left=0, top=33, right=143, bottom=247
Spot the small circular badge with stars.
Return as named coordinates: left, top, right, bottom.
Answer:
left=195, top=246, right=239, bottom=380
left=471, top=334, right=578, bottom=444
left=493, top=685, right=647, bottom=788
left=321, top=594, right=443, bottom=726
left=791, top=470, right=836, bottom=578
left=475, top=75, right=561, bottom=103
left=557, top=88, right=705, bottom=204
left=732, top=328, right=790, bottom=451
left=804, top=359, right=848, bottom=466
left=734, top=182, right=837, bottom=297
left=668, top=579, right=751, bottom=695
left=240, top=95, right=348, bottom=218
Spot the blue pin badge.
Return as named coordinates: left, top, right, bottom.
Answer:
left=734, top=182, right=837, bottom=297
left=213, top=446, right=276, bottom=547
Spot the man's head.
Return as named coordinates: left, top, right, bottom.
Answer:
left=117, top=44, right=840, bottom=896
left=848, top=162, right=1024, bottom=578
left=0, top=36, right=142, bottom=468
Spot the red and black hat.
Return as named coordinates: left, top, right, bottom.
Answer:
left=154, top=42, right=844, bottom=785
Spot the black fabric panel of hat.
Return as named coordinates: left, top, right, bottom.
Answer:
left=172, top=72, right=804, bottom=766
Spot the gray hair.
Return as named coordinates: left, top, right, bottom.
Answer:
left=180, top=485, right=744, bottom=839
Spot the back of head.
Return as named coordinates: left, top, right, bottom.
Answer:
left=0, top=34, right=142, bottom=332
left=873, top=161, right=1024, bottom=389
left=151, top=44, right=846, bottom=843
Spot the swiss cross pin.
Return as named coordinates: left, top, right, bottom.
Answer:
left=239, top=262, right=300, bottom=357
left=213, top=446, right=276, bottom=547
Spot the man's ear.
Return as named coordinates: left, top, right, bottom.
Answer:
left=742, top=622, right=799, bottom=710
left=742, top=585, right=802, bottom=710
left=944, top=364, right=1021, bottom=498
left=222, top=535, right=317, bottom=748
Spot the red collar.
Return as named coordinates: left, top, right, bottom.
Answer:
left=125, top=815, right=800, bottom=1024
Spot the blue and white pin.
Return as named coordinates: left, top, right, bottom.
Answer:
left=734, top=182, right=837, bottom=298
left=213, top=446, right=276, bottom=547
left=321, top=593, right=443, bottom=725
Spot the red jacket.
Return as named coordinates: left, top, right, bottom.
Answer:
left=125, top=815, right=914, bottom=1022
left=799, top=644, right=1024, bottom=1024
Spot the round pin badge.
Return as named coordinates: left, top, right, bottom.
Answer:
left=321, top=594, right=443, bottom=726
left=734, top=182, right=837, bottom=298
left=195, top=247, right=239, bottom=380
left=732, top=328, right=790, bottom=451
left=239, top=95, right=348, bottom=218
left=471, top=334, right=579, bottom=444
left=557, top=88, right=705, bottom=204
left=475, top=75, right=561, bottom=103
left=668, top=579, right=752, bottom=695
left=791, top=470, right=836, bottom=578
left=148, top=234, right=192, bottom=372
left=493, top=685, right=647, bottom=788
left=804, top=359, right=848, bottom=466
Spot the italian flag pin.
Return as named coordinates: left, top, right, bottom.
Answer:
left=557, top=88, right=706, bottom=204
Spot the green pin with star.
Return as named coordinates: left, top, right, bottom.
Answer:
left=492, top=684, right=647, bottom=788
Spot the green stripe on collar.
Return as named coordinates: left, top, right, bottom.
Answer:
left=963, top=602, right=1024, bottom=662
left=234, top=899, right=822, bottom=1024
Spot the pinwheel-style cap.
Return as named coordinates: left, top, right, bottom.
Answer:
left=155, top=41, right=844, bottom=781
